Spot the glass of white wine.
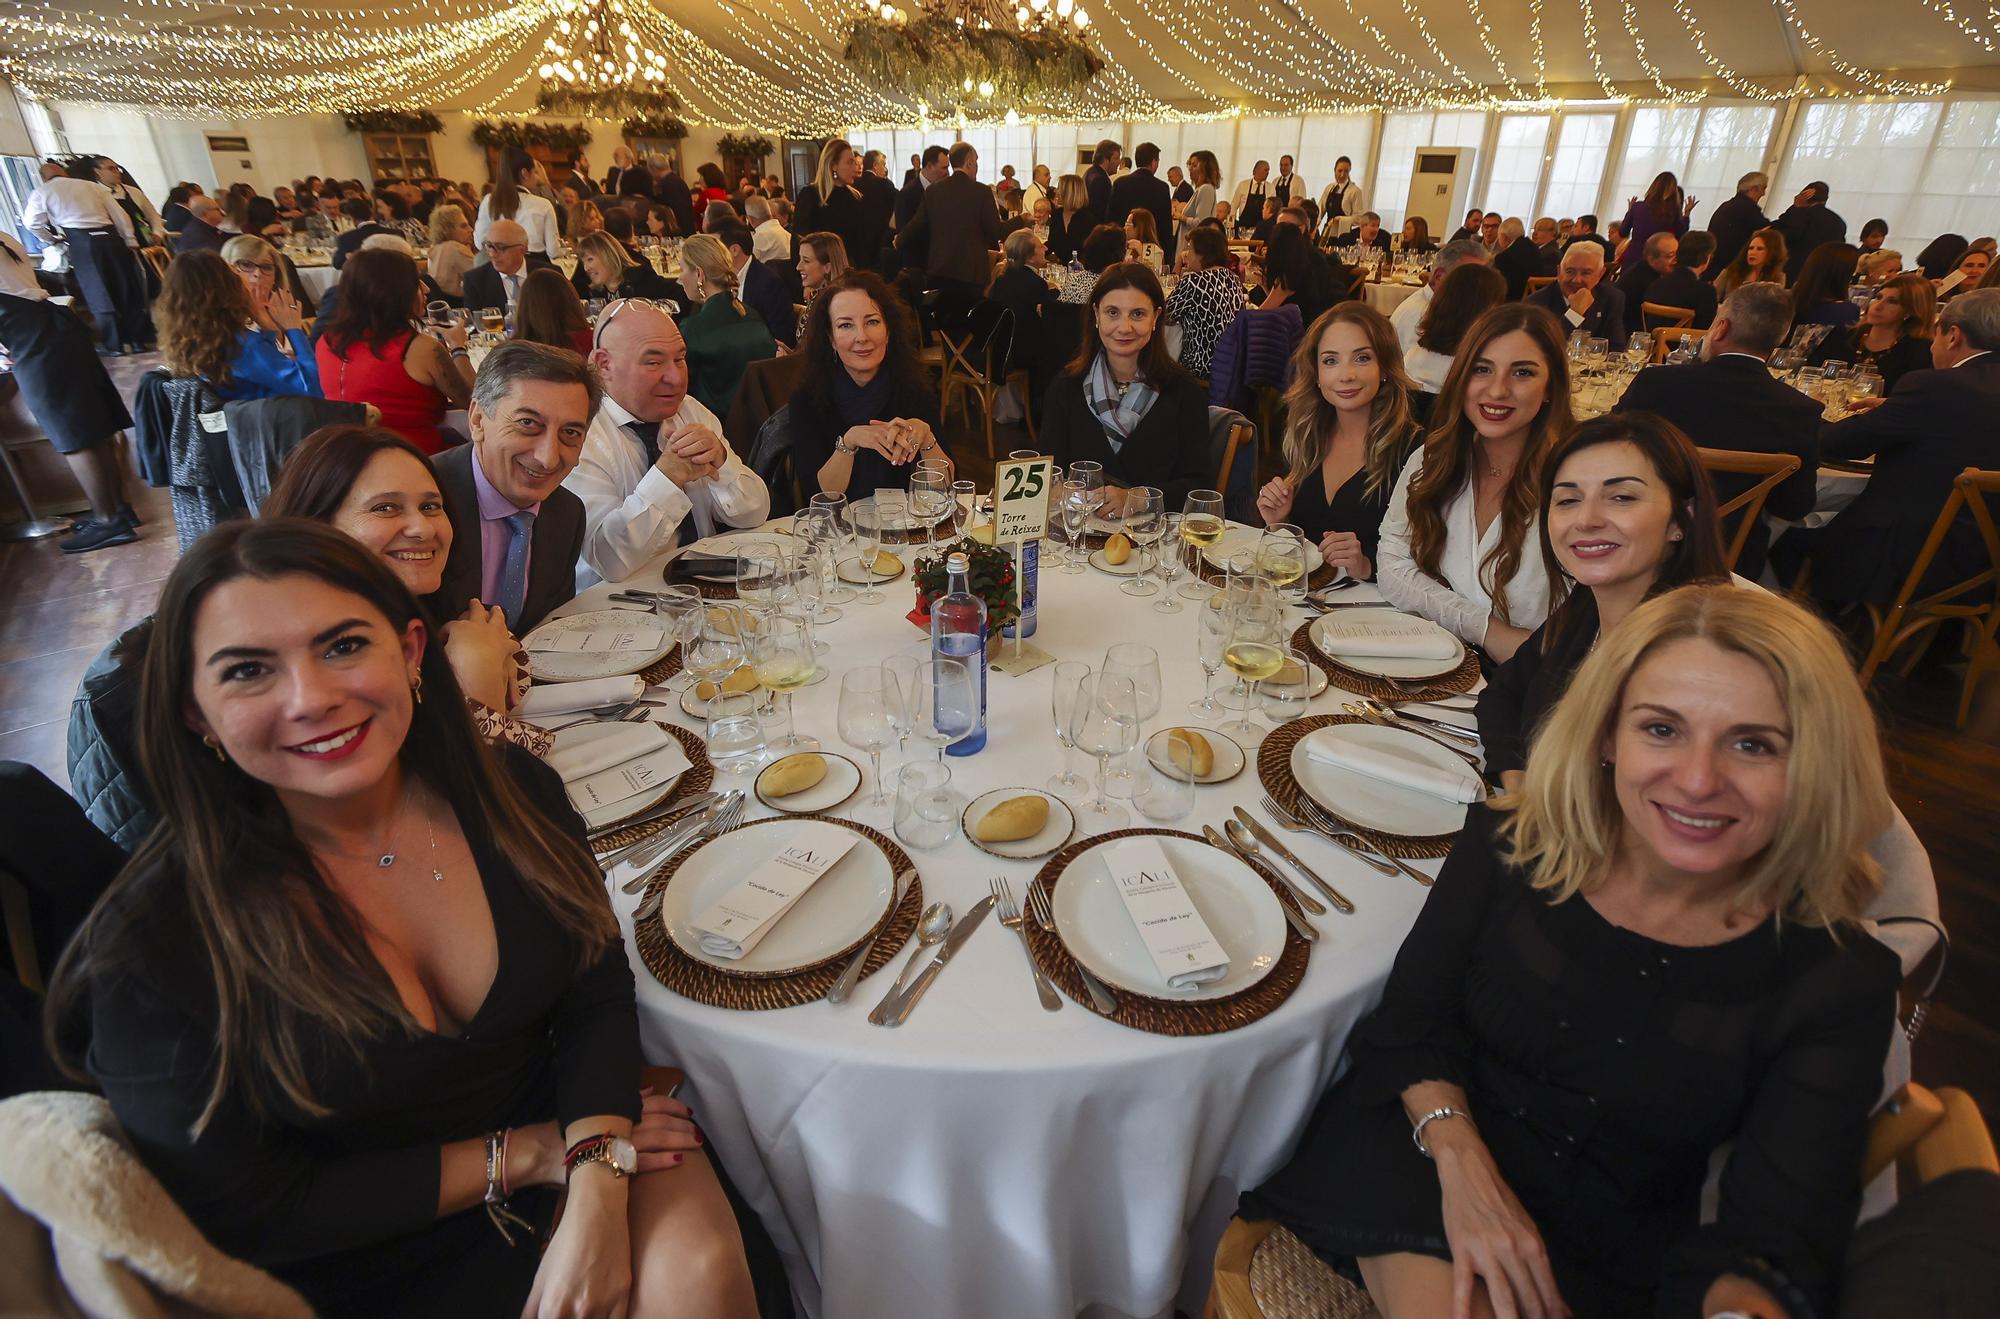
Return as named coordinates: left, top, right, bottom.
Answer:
left=748, top=610, right=818, bottom=751
left=1257, top=523, right=1310, bottom=605
left=1179, top=489, right=1226, bottom=599
left=1216, top=597, right=1287, bottom=745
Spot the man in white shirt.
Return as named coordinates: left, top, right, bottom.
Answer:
left=1230, top=161, right=1272, bottom=236
left=564, top=300, right=770, bottom=585
left=747, top=194, right=792, bottom=266
left=23, top=161, right=152, bottom=354
left=1390, top=237, right=1491, bottom=354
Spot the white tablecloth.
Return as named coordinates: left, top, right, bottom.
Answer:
left=1361, top=281, right=1421, bottom=316
left=554, top=533, right=1440, bottom=1319
left=294, top=263, right=337, bottom=302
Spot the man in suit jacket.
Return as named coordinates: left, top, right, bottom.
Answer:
left=1704, top=172, right=1768, bottom=280
left=428, top=341, right=598, bottom=632
left=1614, top=282, right=1819, bottom=577
left=1084, top=139, right=1121, bottom=228
left=719, top=221, right=798, bottom=347
left=858, top=149, right=899, bottom=272
left=1528, top=240, right=1624, bottom=341
left=459, top=219, right=530, bottom=316
left=1108, top=141, right=1176, bottom=263
left=1775, top=288, right=2000, bottom=606
left=892, top=146, right=949, bottom=273
left=897, top=142, right=1001, bottom=327
left=1491, top=218, right=1542, bottom=300
left=1774, top=181, right=1846, bottom=282
left=330, top=197, right=389, bottom=269
left=1617, top=232, right=1680, bottom=336
left=655, top=165, right=698, bottom=238
left=173, top=195, right=228, bottom=255
left=1641, top=230, right=1719, bottom=330
left=1167, top=165, right=1193, bottom=206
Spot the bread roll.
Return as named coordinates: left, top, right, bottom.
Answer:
left=1164, top=727, right=1215, bottom=777
left=974, top=794, right=1050, bottom=843
left=1274, top=657, right=1307, bottom=687
left=872, top=549, right=902, bottom=576
left=694, top=667, right=760, bottom=701
left=760, top=752, right=828, bottom=798
left=1103, top=532, right=1133, bottom=565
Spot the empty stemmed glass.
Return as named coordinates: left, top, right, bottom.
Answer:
left=682, top=604, right=747, bottom=714
left=643, top=584, right=703, bottom=692
left=809, top=493, right=857, bottom=603
left=1119, top=485, right=1165, bottom=597
left=882, top=651, right=920, bottom=758
left=1057, top=477, right=1092, bottom=573
left=838, top=666, right=900, bottom=809
left=1179, top=488, right=1226, bottom=599
left=790, top=512, right=843, bottom=625
left=848, top=499, right=888, bottom=604
left=734, top=539, right=784, bottom=612
left=1047, top=659, right=1092, bottom=796
left=1071, top=671, right=1139, bottom=832
left=950, top=478, right=979, bottom=539
left=1100, top=642, right=1161, bottom=795
left=908, top=653, right=975, bottom=761
left=1070, top=460, right=1106, bottom=529
left=910, top=467, right=951, bottom=549
left=1153, top=512, right=1185, bottom=613
left=1190, top=587, right=1232, bottom=716
left=748, top=610, right=817, bottom=751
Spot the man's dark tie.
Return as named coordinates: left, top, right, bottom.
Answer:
left=625, top=417, right=699, bottom=546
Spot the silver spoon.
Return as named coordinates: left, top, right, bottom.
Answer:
left=866, top=902, right=952, bottom=1024
left=1342, top=701, right=1484, bottom=772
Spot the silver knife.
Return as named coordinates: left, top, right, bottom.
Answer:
left=1234, top=806, right=1357, bottom=914
left=592, top=790, right=720, bottom=849
left=616, top=793, right=735, bottom=893
left=877, top=896, right=995, bottom=1027
left=827, top=868, right=918, bottom=1005
left=1202, top=826, right=1317, bottom=942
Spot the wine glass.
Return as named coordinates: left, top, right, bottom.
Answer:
left=1179, top=489, right=1226, bottom=599
left=1153, top=512, right=1185, bottom=614
left=1069, top=460, right=1105, bottom=526
left=809, top=493, right=857, bottom=603
left=848, top=498, right=887, bottom=604
left=1190, top=586, right=1232, bottom=716
left=790, top=513, right=843, bottom=625
left=1259, top=645, right=1314, bottom=724
left=1058, top=477, right=1092, bottom=573
left=1100, top=642, right=1162, bottom=796
left=1624, top=331, right=1652, bottom=374
left=1119, top=485, right=1165, bottom=598
left=910, top=468, right=950, bottom=549
left=1257, top=523, right=1310, bottom=605
left=882, top=651, right=920, bottom=757
left=682, top=605, right=747, bottom=715
left=1071, top=671, right=1139, bottom=832
left=734, top=539, right=784, bottom=612
left=1216, top=597, right=1287, bottom=745
left=1047, top=660, right=1092, bottom=797
left=649, top=585, right=704, bottom=692
left=748, top=611, right=818, bottom=751
left=838, top=667, right=900, bottom=809
left=950, top=478, right=978, bottom=539
left=909, top=653, right=975, bottom=761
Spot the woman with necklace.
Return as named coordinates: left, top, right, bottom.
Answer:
left=1806, top=272, right=1936, bottom=392
left=1377, top=304, right=1573, bottom=662
left=47, top=520, right=756, bottom=1317
left=1039, top=261, right=1210, bottom=516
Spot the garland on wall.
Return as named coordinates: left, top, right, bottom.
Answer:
left=342, top=110, right=444, bottom=135
left=622, top=113, right=689, bottom=140
left=470, top=120, right=594, bottom=153
left=715, top=133, right=775, bottom=159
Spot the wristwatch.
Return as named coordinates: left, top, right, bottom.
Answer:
left=833, top=435, right=855, bottom=456
left=563, top=1132, right=638, bottom=1180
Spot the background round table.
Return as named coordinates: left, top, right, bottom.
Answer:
left=293, top=262, right=337, bottom=303
left=557, top=529, right=1442, bottom=1319
left=1361, top=280, right=1421, bottom=317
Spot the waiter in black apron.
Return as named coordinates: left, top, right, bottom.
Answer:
left=0, top=231, right=139, bottom=552
left=1235, top=160, right=1271, bottom=238
left=23, top=160, right=155, bottom=356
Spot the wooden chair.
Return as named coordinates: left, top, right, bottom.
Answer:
left=1216, top=417, right=1253, bottom=496
left=1204, top=1081, right=1997, bottom=1319
left=1651, top=327, right=1707, bottom=363
left=1525, top=275, right=1556, bottom=295
left=1639, top=301, right=1696, bottom=331
left=1697, top=447, right=1802, bottom=572
left=1853, top=467, right=2000, bottom=726
left=137, top=245, right=171, bottom=282
left=937, top=301, right=1014, bottom=459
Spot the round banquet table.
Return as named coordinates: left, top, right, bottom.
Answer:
left=293, top=262, right=337, bottom=303
left=1361, top=280, right=1421, bottom=317
left=554, top=529, right=1442, bottom=1319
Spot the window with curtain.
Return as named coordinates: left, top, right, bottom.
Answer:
left=1680, top=105, right=1776, bottom=209
left=1612, top=106, right=1701, bottom=220
left=1373, top=110, right=1486, bottom=232
left=1543, top=112, right=1616, bottom=221
left=54, top=102, right=169, bottom=199
left=1901, top=98, right=2000, bottom=254
left=1777, top=99, right=1942, bottom=254
left=1296, top=113, right=1374, bottom=209
left=1484, top=115, right=1551, bottom=221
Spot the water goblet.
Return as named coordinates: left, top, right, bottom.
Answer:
left=1046, top=660, right=1093, bottom=797
left=838, top=667, right=901, bottom=809
left=1119, top=486, right=1165, bottom=598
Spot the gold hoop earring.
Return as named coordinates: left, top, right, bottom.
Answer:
left=202, top=734, right=226, bottom=762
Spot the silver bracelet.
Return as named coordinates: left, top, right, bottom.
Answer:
left=482, top=1130, right=535, bottom=1246
left=1411, top=1106, right=1474, bottom=1158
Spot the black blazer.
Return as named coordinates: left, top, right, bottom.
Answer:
left=331, top=222, right=391, bottom=270
left=1492, top=238, right=1542, bottom=302
left=1775, top=204, right=1847, bottom=281
left=1526, top=281, right=1625, bottom=342
left=892, top=176, right=929, bottom=271
left=787, top=369, right=943, bottom=499
left=1046, top=209, right=1092, bottom=265
left=1705, top=193, right=1768, bottom=280
left=899, top=172, right=1001, bottom=287
left=1041, top=367, right=1211, bottom=512
left=1085, top=164, right=1114, bottom=229
left=989, top=265, right=1058, bottom=370
left=428, top=442, right=585, bottom=631
left=459, top=262, right=516, bottom=317
left=1109, top=168, right=1175, bottom=261
left=796, top=184, right=873, bottom=274
left=1640, top=269, right=1717, bottom=330
left=656, top=173, right=697, bottom=238
left=858, top=174, right=898, bottom=271
left=741, top=257, right=797, bottom=347
left=173, top=219, right=227, bottom=256
left=1614, top=354, right=1821, bottom=576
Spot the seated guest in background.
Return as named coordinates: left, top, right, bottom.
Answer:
left=1378, top=304, right=1573, bottom=661
left=1059, top=224, right=1128, bottom=304
left=1615, top=283, right=1817, bottom=577
left=1639, top=229, right=1718, bottom=330
left=641, top=200, right=681, bottom=240
left=1397, top=215, right=1435, bottom=253
left=1259, top=223, right=1341, bottom=328
left=574, top=232, right=677, bottom=312
left=1478, top=212, right=1502, bottom=253
left=1391, top=238, right=1491, bottom=354
left=1604, top=219, right=1627, bottom=262
left=223, top=232, right=316, bottom=327
left=749, top=193, right=792, bottom=265
left=373, top=189, right=427, bottom=247
left=1808, top=271, right=1936, bottom=391
left=1858, top=217, right=1889, bottom=253
left=1615, top=171, right=1694, bottom=272
left=427, top=203, right=476, bottom=301
left=795, top=229, right=849, bottom=341
left=700, top=201, right=736, bottom=235
left=48, top=517, right=756, bottom=1317
left=331, top=197, right=389, bottom=269
left=674, top=233, right=776, bottom=414
left=1616, top=231, right=1678, bottom=335
left=1528, top=216, right=1562, bottom=274
left=316, top=249, right=470, bottom=455
left=1713, top=225, right=1788, bottom=297
left=1165, top=223, right=1247, bottom=379
left=160, top=183, right=199, bottom=233
left=1408, top=262, right=1507, bottom=398
left=1789, top=242, right=1862, bottom=334
left=461, top=218, right=531, bottom=318
left=1914, top=232, right=1968, bottom=281
left=1477, top=413, right=1729, bottom=785
left=566, top=300, right=770, bottom=585
left=1247, top=583, right=1900, bottom=1319
left=1042, top=262, right=1208, bottom=514
left=790, top=269, right=950, bottom=497
left=1490, top=217, right=1541, bottom=300
left=174, top=194, right=229, bottom=255
left=717, top=220, right=796, bottom=348
left=1854, top=248, right=1903, bottom=285
left=1124, top=208, right=1167, bottom=273
left=991, top=228, right=1059, bottom=368
left=996, top=188, right=1029, bottom=243
left=1776, top=180, right=1847, bottom=281
left=1528, top=239, right=1624, bottom=345
left=1256, top=302, right=1420, bottom=578
left=565, top=199, right=603, bottom=246
left=1777, top=287, right=2000, bottom=608
left=511, top=268, right=594, bottom=356
left=1560, top=212, right=1612, bottom=262
left=156, top=250, right=319, bottom=401
left=1939, top=246, right=1991, bottom=301
left=1449, top=207, right=1484, bottom=243
left=1331, top=211, right=1390, bottom=256
left=430, top=341, right=596, bottom=630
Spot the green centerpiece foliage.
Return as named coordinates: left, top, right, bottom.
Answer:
left=342, top=110, right=443, bottom=135
left=471, top=120, right=594, bottom=153
left=623, top=113, right=689, bottom=140
left=716, top=133, right=776, bottom=160
left=911, top=536, right=1019, bottom=632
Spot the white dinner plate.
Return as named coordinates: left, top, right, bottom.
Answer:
left=551, top=721, right=685, bottom=831
left=523, top=610, right=676, bottom=682
left=755, top=752, right=862, bottom=815
left=962, top=788, right=1076, bottom=860
left=1051, top=835, right=1286, bottom=1002
left=1087, top=547, right=1149, bottom=576
left=1143, top=728, right=1247, bottom=784
left=1199, top=525, right=1326, bottom=575
left=1289, top=722, right=1472, bottom=837
left=1309, top=611, right=1466, bottom=680
left=659, top=818, right=895, bottom=977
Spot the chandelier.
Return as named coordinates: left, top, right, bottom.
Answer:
left=844, top=0, right=1102, bottom=112
left=535, top=0, right=683, bottom=119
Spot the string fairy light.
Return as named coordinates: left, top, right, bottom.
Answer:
left=1576, top=0, right=1625, bottom=100
left=1620, top=0, right=1702, bottom=102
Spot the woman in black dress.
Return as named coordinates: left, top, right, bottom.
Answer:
left=788, top=268, right=952, bottom=497
left=791, top=140, right=873, bottom=272
left=1255, top=301, right=1419, bottom=579
left=1805, top=271, right=1935, bottom=392
left=47, top=520, right=756, bottom=1318
left=1039, top=261, right=1209, bottom=516
left=1245, top=583, right=1901, bottom=1319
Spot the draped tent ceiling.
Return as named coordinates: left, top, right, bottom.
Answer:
left=6, top=0, right=2000, bottom=134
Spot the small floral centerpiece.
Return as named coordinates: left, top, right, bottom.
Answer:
left=907, top=536, right=1019, bottom=635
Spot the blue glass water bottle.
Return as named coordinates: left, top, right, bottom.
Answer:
left=931, top=552, right=988, bottom=755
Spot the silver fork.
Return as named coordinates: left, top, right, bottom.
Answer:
left=992, top=877, right=1062, bottom=1012
left=1269, top=792, right=1436, bottom=888
left=1027, top=883, right=1118, bottom=1015
left=1259, top=792, right=1398, bottom=878
left=633, top=796, right=747, bottom=923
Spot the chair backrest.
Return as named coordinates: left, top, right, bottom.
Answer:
left=1696, top=447, right=1802, bottom=570
left=1526, top=275, right=1556, bottom=295
left=1653, top=326, right=1708, bottom=363
left=1206, top=406, right=1259, bottom=523
left=1857, top=467, right=2000, bottom=687
left=746, top=403, right=801, bottom=519
left=1640, top=301, right=1697, bottom=331
left=949, top=299, right=1011, bottom=381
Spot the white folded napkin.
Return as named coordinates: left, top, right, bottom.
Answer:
left=1105, top=838, right=1230, bottom=992
left=517, top=675, right=644, bottom=720
left=546, top=723, right=690, bottom=823
left=1315, top=612, right=1460, bottom=661
left=1302, top=730, right=1484, bottom=803
left=547, top=721, right=671, bottom=783
left=689, top=821, right=859, bottom=960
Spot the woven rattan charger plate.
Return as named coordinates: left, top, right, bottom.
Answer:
left=1290, top=620, right=1481, bottom=705
left=1023, top=828, right=1310, bottom=1035
left=1257, top=715, right=1460, bottom=860
left=632, top=817, right=923, bottom=1010
left=585, top=721, right=715, bottom=852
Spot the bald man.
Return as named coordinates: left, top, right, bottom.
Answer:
left=461, top=219, right=530, bottom=314
left=563, top=300, right=770, bottom=585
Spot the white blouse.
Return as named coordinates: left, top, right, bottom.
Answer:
left=1375, top=446, right=1552, bottom=645
left=474, top=191, right=561, bottom=256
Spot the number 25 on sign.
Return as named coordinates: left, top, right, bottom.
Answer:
left=992, top=455, right=1052, bottom=545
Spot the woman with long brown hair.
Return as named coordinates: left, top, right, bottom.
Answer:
left=1713, top=226, right=1788, bottom=297
left=313, top=248, right=469, bottom=454
left=794, top=229, right=849, bottom=341
left=1256, top=302, right=1420, bottom=579
left=510, top=266, right=593, bottom=356
left=474, top=148, right=559, bottom=265
left=1376, top=302, right=1573, bottom=662
left=1807, top=270, right=1937, bottom=390
left=156, top=249, right=320, bottom=400
left=1616, top=170, right=1694, bottom=272
left=789, top=267, right=949, bottom=496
